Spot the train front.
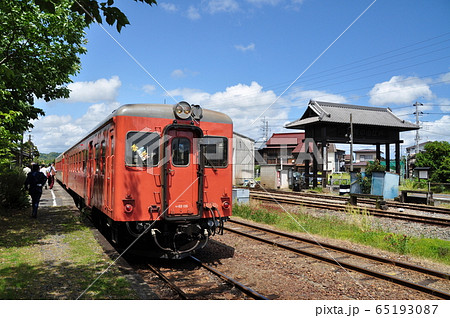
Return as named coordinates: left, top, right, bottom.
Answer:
left=115, top=102, right=233, bottom=258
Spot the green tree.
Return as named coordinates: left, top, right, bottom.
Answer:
left=0, top=0, right=157, bottom=165
left=415, top=141, right=450, bottom=183
left=1, top=0, right=87, bottom=161
left=71, top=0, right=157, bottom=32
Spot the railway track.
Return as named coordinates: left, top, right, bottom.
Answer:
left=225, top=219, right=450, bottom=299
left=250, top=191, right=450, bottom=227
left=251, top=188, right=450, bottom=216
left=135, top=256, right=268, bottom=300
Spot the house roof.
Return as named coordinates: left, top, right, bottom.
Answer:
left=233, top=131, right=255, bottom=142
left=264, top=132, right=305, bottom=148
left=285, top=100, right=419, bottom=131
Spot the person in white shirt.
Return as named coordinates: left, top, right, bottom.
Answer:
left=46, top=163, right=57, bottom=189
left=40, top=165, right=48, bottom=189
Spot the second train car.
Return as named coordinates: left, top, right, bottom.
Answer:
left=55, top=102, right=233, bottom=258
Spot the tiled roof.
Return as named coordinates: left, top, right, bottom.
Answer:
left=285, top=100, right=419, bottom=131
left=265, top=132, right=305, bottom=146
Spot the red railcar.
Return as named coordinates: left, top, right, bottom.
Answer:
left=55, top=102, right=233, bottom=258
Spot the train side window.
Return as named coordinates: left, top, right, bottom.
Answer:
left=172, top=137, right=190, bottom=166
left=95, top=143, right=100, bottom=173
left=110, top=135, right=114, bottom=156
left=83, top=150, right=87, bottom=173
left=101, top=141, right=106, bottom=174
left=201, top=137, right=228, bottom=168
left=126, top=131, right=159, bottom=167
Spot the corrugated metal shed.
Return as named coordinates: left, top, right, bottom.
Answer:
left=285, top=100, right=419, bottom=131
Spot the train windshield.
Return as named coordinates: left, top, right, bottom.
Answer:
left=172, top=137, right=190, bottom=166
left=126, top=131, right=159, bottom=167
left=201, top=137, right=228, bottom=168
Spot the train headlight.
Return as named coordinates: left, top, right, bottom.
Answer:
left=174, top=101, right=192, bottom=120
left=222, top=201, right=230, bottom=209
left=124, top=204, right=134, bottom=213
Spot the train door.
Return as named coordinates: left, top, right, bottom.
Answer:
left=105, top=131, right=114, bottom=213
left=86, top=141, right=94, bottom=206
left=163, top=126, right=203, bottom=219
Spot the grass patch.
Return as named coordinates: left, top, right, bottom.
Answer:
left=233, top=202, right=450, bottom=265
left=0, top=206, right=139, bottom=299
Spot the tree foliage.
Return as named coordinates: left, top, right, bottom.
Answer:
left=0, top=0, right=156, bottom=166
left=1, top=0, right=87, bottom=161
left=71, top=0, right=157, bottom=32
left=415, top=141, right=450, bottom=183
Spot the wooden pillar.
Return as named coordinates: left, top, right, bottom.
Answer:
left=376, top=144, right=381, bottom=162
left=385, top=143, right=390, bottom=172
left=312, top=157, right=318, bottom=188
left=322, top=141, right=328, bottom=187
left=395, top=142, right=400, bottom=174
left=304, top=159, right=310, bottom=188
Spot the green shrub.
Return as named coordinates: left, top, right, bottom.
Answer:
left=0, top=167, right=29, bottom=212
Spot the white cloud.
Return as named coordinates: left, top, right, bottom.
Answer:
left=160, top=3, right=177, bottom=12
left=31, top=102, right=120, bottom=153
left=287, top=88, right=348, bottom=105
left=369, top=76, right=433, bottom=106
left=66, top=76, right=121, bottom=103
left=74, top=102, right=120, bottom=131
left=187, top=6, right=201, bottom=20
left=143, top=84, right=156, bottom=94
left=437, top=98, right=450, bottom=112
left=235, top=43, right=255, bottom=52
left=168, top=81, right=288, bottom=139
left=171, top=69, right=186, bottom=78
left=438, top=72, right=450, bottom=84
left=206, top=0, right=239, bottom=13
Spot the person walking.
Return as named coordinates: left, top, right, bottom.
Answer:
left=46, top=163, right=57, bottom=189
left=40, top=164, right=48, bottom=189
left=24, top=163, right=48, bottom=218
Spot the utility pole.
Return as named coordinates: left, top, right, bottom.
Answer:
left=261, top=116, right=269, bottom=142
left=413, top=102, right=423, bottom=154
left=350, top=113, right=353, bottom=172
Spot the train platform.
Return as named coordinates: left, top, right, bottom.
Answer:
left=0, top=181, right=158, bottom=300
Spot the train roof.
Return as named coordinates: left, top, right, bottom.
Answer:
left=115, top=103, right=232, bottom=124
left=57, top=103, right=233, bottom=156
left=87, top=103, right=232, bottom=139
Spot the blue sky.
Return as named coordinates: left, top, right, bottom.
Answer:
left=31, top=0, right=450, bottom=154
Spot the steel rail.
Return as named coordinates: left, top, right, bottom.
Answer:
left=145, top=264, right=189, bottom=299
left=224, top=223, right=450, bottom=299
left=189, top=256, right=269, bottom=300
left=229, top=219, right=450, bottom=280
left=250, top=188, right=450, bottom=215
left=250, top=193, right=450, bottom=227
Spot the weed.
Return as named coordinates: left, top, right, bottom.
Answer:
left=233, top=202, right=450, bottom=265
left=345, top=206, right=373, bottom=233
left=384, top=233, right=411, bottom=254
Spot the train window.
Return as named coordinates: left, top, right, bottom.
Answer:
left=83, top=150, right=87, bottom=173
left=201, top=137, right=228, bottom=168
left=95, top=143, right=100, bottom=173
left=110, top=135, right=114, bottom=156
left=172, top=137, right=190, bottom=166
left=101, top=141, right=106, bottom=174
left=126, top=131, right=159, bottom=167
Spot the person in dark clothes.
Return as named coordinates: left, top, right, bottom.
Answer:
left=24, top=163, right=48, bottom=218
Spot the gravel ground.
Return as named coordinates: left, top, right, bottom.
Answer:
left=261, top=200, right=450, bottom=241
left=195, top=216, right=450, bottom=300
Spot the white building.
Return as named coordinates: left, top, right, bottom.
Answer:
left=232, top=132, right=255, bottom=186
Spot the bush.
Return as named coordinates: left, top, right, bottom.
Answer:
left=0, top=167, right=30, bottom=212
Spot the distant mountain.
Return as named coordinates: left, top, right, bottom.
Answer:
left=37, top=152, right=61, bottom=164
